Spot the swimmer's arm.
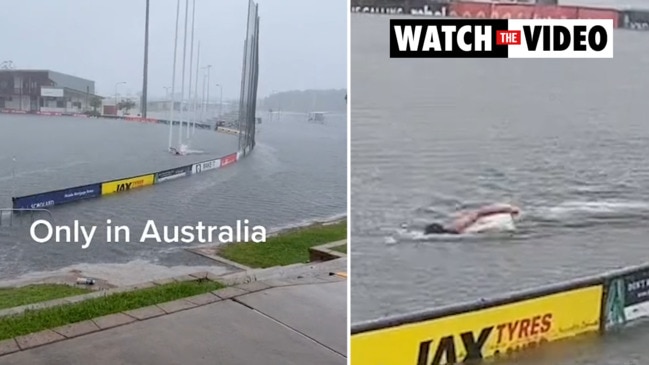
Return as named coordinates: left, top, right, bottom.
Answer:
left=449, top=212, right=480, bottom=233
left=476, top=204, right=520, bottom=217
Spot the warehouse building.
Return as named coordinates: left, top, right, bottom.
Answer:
left=0, top=69, right=101, bottom=113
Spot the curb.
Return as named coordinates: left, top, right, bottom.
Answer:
left=216, top=257, right=348, bottom=286
left=0, top=274, right=206, bottom=320
left=0, top=275, right=345, bottom=357
left=309, top=240, right=347, bottom=262
left=185, top=248, right=251, bottom=271
left=0, top=257, right=347, bottom=320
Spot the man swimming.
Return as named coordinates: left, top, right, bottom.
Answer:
left=424, top=204, right=520, bottom=235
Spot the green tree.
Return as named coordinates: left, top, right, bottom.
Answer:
left=117, top=99, right=136, bottom=115
left=90, top=97, right=102, bottom=113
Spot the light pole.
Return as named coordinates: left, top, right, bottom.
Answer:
left=168, top=0, right=182, bottom=150
left=205, top=65, right=212, bottom=118
left=200, top=72, right=207, bottom=122
left=186, top=0, right=197, bottom=140
left=178, top=0, right=190, bottom=147
left=200, top=65, right=211, bottom=121
left=215, top=83, right=222, bottom=119
left=272, top=89, right=280, bottom=120
left=141, top=0, right=150, bottom=118
left=114, top=81, right=126, bottom=113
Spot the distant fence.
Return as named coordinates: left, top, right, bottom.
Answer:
left=351, top=0, right=649, bottom=31
left=0, top=109, right=215, bottom=130
left=620, top=9, right=649, bottom=30
left=350, top=262, right=649, bottom=365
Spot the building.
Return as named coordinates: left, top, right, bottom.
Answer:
left=0, top=69, right=101, bottom=113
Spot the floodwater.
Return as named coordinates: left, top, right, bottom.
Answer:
left=351, top=13, right=649, bottom=364
left=0, top=111, right=346, bottom=280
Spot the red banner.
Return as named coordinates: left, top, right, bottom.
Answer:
left=577, top=7, right=619, bottom=28
left=0, top=109, right=27, bottom=114
left=125, top=116, right=158, bottom=123
left=220, top=153, right=237, bottom=167
left=491, top=4, right=535, bottom=19
left=533, top=5, right=579, bottom=19
left=448, top=2, right=492, bottom=18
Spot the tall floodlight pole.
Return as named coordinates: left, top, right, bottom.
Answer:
left=215, top=83, right=222, bottom=119
left=186, top=0, right=196, bottom=140
left=201, top=72, right=206, bottom=123
left=168, top=0, right=182, bottom=149
left=141, top=0, right=150, bottom=118
left=178, top=0, right=190, bottom=147
left=193, top=41, right=200, bottom=134
left=206, top=64, right=211, bottom=119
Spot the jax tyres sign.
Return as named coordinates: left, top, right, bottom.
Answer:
left=620, top=10, right=649, bottom=31
left=390, top=19, right=614, bottom=58
left=220, top=153, right=237, bottom=167
left=604, top=267, right=649, bottom=330
left=155, top=165, right=192, bottom=183
left=350, top=286, right=602, bottom=365
left=101, top=174, right=154, bottom=195
left=12, top=183, right=101, bottom=209
left=192, top=158, right=221, bottom=174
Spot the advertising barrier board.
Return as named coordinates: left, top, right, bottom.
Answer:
left=221, top=153, right=238, bottom=167
left=351, top=286, right=602, bottom=365
left=491, top=4, right=535, bottom=19
left=604, top=267, right=649, bottom=330
left=351, top=0, right=409, bottom=14
left=576, top=7, right=619, bottom=28
left=155, top=165, right=192, bottom=183
left=448, top=2, right=492, bottom=18
left=12, top=183, right=102, bottom=209
left=101, top=174, right=154, bottom=196
left=533, top=5, right=578, bottom=19
left=621, top=10, right=649, bottom=30
left=351, top=0, right=448, bottom=16
left=192, top=158, right=221, bottom=174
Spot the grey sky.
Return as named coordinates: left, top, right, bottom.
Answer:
left=1, top=0, right=347, bottom=100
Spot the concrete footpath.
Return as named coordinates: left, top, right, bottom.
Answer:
left=0, top=277, right=347, bottom=365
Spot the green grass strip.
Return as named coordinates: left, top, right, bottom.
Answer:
left=0, top=280, right=223, bottom=341
left=218, top=220, right=347, bottom=268
left=331, top=244, right=347, bottom=254
left=0, top=285, right=90, bottom=311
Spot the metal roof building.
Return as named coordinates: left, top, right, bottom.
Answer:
left=0, top=69, right=101, bottom=114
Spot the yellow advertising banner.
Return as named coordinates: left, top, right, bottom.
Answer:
left=351, top=285, right=602, bottom=365
left=101, top=174, right=154, bottom=196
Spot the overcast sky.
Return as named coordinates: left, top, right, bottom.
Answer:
left=0, top=0, right=347, bottom=100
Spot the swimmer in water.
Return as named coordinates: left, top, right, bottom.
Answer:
left=169, top=147, right=180, bottom=155
left=424, top=204, right=520, bottom=235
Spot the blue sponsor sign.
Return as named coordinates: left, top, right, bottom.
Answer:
left=12, top=183, right=101, bottom=209
left=155, top=165, right=192, bottom=183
